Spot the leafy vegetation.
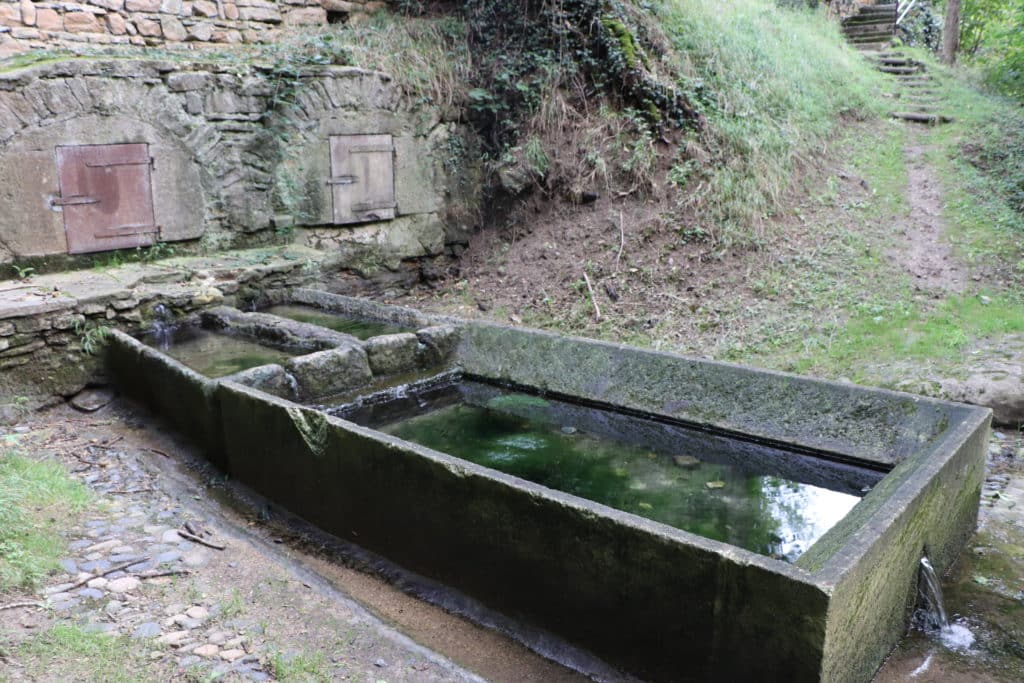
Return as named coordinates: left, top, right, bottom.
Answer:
left=0, top=450, right=90, bottom=591
left=961, top=0, right=1024, bottom=98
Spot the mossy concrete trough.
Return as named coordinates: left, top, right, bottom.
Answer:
left=106, top=317, right=990, bottom=682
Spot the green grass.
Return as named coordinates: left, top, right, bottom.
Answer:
left=0, top=450, right=90, bottom=592
left=779, top=293, right=1024, bottom=379
left=15, top=624, right=157, bottom=682
left=270, top=648, right=331, bottom=682
left=656, top=0, right=889, bottom=245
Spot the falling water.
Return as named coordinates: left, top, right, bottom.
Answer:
left=150, top=303, right=176, bottom=350
left=917, top=556, right=975, bottom=651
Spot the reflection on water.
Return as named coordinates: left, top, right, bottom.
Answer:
left=264, top=304, right=411, bottom=340
left=141, top=328, right=297, bottom=378
left=380, top=390, right=875, bottom=562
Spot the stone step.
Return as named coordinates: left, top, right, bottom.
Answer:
left=845, top=22, right=896, bottom=35
left=858, top=3, right=898, bottom=13
left=877, top=65, right=924, bottom=74
left=890, top=111, right=953, bottom=124
left=871, top=56, right=921, bottom=67
left=855, top=41, right=893, bottom=51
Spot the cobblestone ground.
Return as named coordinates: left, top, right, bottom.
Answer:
left=0, top=399, right=479, bottom=682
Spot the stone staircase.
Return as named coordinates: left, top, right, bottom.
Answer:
left=841, top=2, right=898, bottom=51
left=840, top=4, right=953, bottom=125
left=869, top=51, right=954, bottom=124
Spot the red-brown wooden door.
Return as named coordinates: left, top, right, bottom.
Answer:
left=56, top=143, right=159, bottom=254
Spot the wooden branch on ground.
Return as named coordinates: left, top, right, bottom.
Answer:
left=615, top=210, right=625, bottom=272
left=178, top=529, right=225, bottom=550
left=0, top=601, right=44, bottom=611
left=64, top=557, right=149, bottom=592
left=582, top=272, right=602, bottom=321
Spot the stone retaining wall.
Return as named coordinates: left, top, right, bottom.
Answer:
left=0, top=0, right=385, bottom=55
left=0, top=250, right=317, bottom=416
left=0, top=57, right=474, bottom=270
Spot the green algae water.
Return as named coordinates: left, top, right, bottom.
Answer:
left=264, top=304, right=411, bottom=340
left=143, top=328, right=297, bottom=378
left=370, top=382, right=881, bottom=562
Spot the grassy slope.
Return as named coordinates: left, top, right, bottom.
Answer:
left=0, top=449, right=89, bottom=592
left=656, top=0, right=887, bottom=245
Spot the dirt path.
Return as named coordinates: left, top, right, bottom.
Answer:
left=0, top=399, right=588, bottom=683
left=893, top=132, right=967, bottom=294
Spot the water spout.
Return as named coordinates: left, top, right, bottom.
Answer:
left=150, top=303, right=176, bottom=350
left=918, top=557, right=947, bottom=630
left=917, top=556, right=975, bottom=651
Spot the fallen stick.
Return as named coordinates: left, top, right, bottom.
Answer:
left=615, top=210, right=625, bottom=273
left=148, top=448, right=171, bottom=458
left=108, top=487, right=153, bottom=495
left=63, top=557, right=149, bottom=592
left=582, top=272, right=602, bottom=321
left=0, top=601, right=44, bottom=611
left=178, top=529, right=225, bottom=550
left=139, top=569, right=192, bottom=580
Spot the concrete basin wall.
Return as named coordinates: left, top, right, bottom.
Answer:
left=214, top=380, right=830, bottom=681
left=104, top=316, right=991, bottom=682
left=105, top=330, right=224, bottom=468
left=457, top=322, right=973, bottom=467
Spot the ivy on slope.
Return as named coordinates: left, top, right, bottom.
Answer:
left=459, top=0, right=706, bottom=148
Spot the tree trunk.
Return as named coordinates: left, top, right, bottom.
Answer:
left=942, top=0, right=962, bottom=65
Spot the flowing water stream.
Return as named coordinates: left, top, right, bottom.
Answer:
left=918, top=556, right=976, bottom=652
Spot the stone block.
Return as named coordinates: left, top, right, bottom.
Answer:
left=187, top=21, right=213, bottom=41
left=20, top=0, right=35, bottom=26
left=160, top=0, right=183, bottom=14
left=64, top=11, right=102, bottom=33
left=89, top=0, right=126, bottom=10
left=0, top=5, right=22, bottom=27
left=237, top=6, right=280, bottom=22
left=10, top=27, right=41, bottom=39
left=135, top=17, right=161, bottom=36
left=223, top=2, right=238, bottom=20
left=192, top=0, right=217, bottom=17
left=36, top=8, right=62, bottom=30
left=106, top=13, right=127, bottom=34
left=125, top=0, right=160, bottom=11
left=165, top=70, right=210, bottom=92
left=285, top=345, right=371, bottom=399
left=222, top=363, right=295, bottom=400
left=160, top=15, right=186, bottom=40
left=365, top=333, right=418, bottom=376
left=415, top=325, right=460, bottom=368
left=284, top=7, right=325, bottom=24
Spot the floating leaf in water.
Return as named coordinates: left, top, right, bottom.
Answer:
left=705, top=480, right=726, bottom=489
left=972, top=575, right=990, bottom=586
left=638, top=502, right=653, bottom=510
left=613, top=467, right=629, bottom=478
left=560, top=426, right=578, bottom=435
left=673, top=455, right=701, bottom=468
left=630, top=482, right=648, bottom=491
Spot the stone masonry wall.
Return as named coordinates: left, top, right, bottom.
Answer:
left=0, top=251, right=319, bottom=416
left=0, top=0, right=385, bottom=56
left=0, top=58, right=473, bottom=269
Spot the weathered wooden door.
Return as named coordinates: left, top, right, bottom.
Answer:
left=328, top=134, right=396, bottom=224
left=55, top=143, right=158, bottom=254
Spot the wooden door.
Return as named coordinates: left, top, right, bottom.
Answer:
left=56, top=143, right=158, bottom=254
left=329, top=134, right=396, bottom=225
